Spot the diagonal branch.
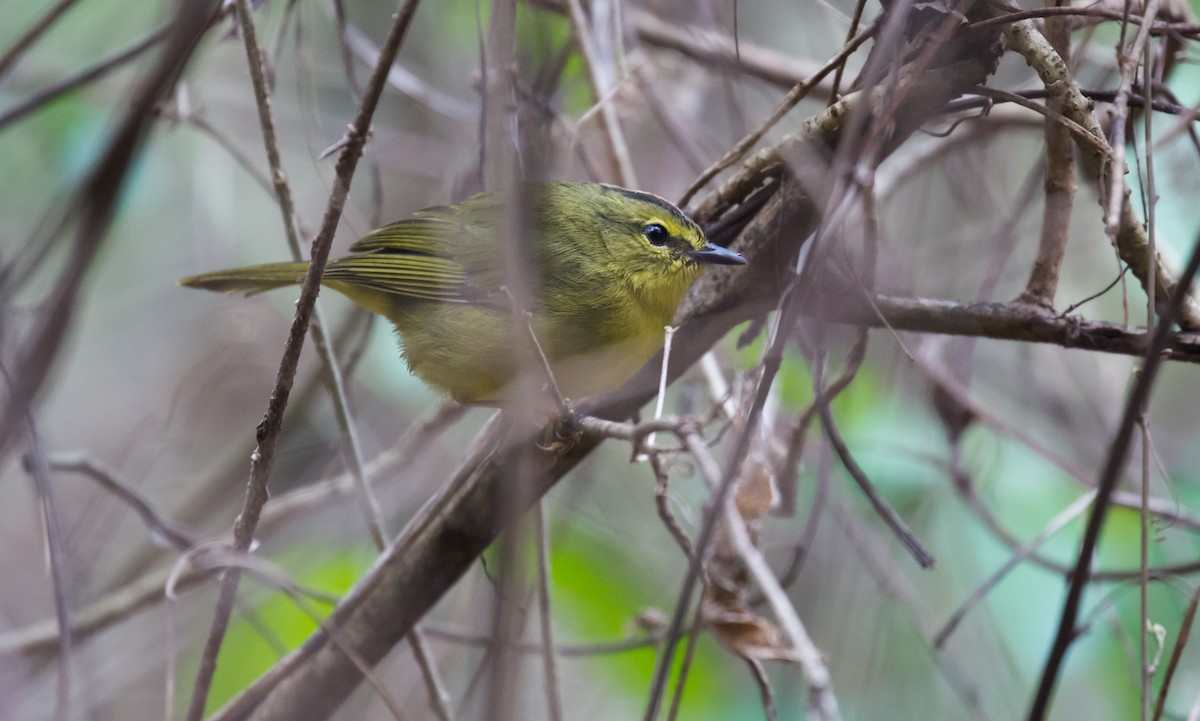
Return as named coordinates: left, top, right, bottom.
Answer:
left=0, top=0, right=84, bottom=80
left=1026, top=228, right=1200, bottom=720
left=0, top=0, right=222, bottom=474
left=183, top=1, right=424, bottom=719
left=0, top=26, right=170, bottom=130
left=206, top=49, right=1000, bottom=721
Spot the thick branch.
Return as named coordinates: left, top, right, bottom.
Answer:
left=808, top=292, right=1200, bottom=363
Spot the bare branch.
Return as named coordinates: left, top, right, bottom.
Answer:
left=0, top=0, right=222, bottom=466
left=184, top=2, right=424, bottom=718
left=48, top=453, right=198, bottom=551
left=1151, top=583, right=1200, bottom=721
left=1018, top=15, right=1076, bottom=307
left=18, top=409, right=74, bottom=721
left=678, top=20, right=878, bottom=207
left=532, top=504, right=564, bottom=721
left=0, top=0, right=84, bottom=80
left=0, top=26, right=168, bottom=130
left=231, top=0, right=388, bottom=551
left=807, top=291, right=1200, bottom=364
left=1000, top=16, right=1200, bottom=329
left=1026, top=231, right=1200, bottom=719
left=564, top=0, right=637, bottom=186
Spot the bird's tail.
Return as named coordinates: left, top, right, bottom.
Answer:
left=178, top=262, right=309, bottom=294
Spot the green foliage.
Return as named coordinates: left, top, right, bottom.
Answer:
left=192, top=548, right=372, bottom=714
left=548, top=525, right=755, bottom=719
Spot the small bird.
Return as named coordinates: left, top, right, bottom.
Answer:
left=180, top=181, right=745, bottom=405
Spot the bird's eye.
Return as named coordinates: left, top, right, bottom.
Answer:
left=643, top=223, right=669, bottom=247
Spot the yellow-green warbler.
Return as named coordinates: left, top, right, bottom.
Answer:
left=180, top=182, right=745, bottom=404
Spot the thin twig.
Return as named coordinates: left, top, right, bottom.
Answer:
left=773, top=333, right=864, bottom=516
left=0, top=26, right=169, bottom=130
left=684, top=430, right=841, bottom=720
left=970, top=86, right=1108, bottom=154
left=678, top=20, right=878, bottom=207
left=940, top=87, right=1194, bottom=119
left=1101, top=0, right=1163, bottom=249
left=48, top=453, right=198, bottom=550
left=1141, top=30, right=1160, bottom=721
left=422, top=622, right=663, bottom=657
left=407, top=630, right=454, bottom=721
left=814, top=389, right=934, bottom=567
left=340, top=21, right=473, bottom=121
left=576, top=415, right=684, bottom=445
left=644, top=325, right=676, bottom=450
left=533, top=503, right=564, bottom=721
left=1026, top=227, right=1200, bottom=720
left=177, top=112, right=276, bottom=197
left=479, top=6, right=536, bottom=721
left=651, top=452, right=694, bottom=558
left=522, top=309, right=571, bottom=416
left=331, top=0, right=364, bottom=98
left=541, top=0, right=825, bottom=91
left=803, top=290, right=1200, bottom=365
left=664, top=599, right=706, bottom=721
left=1151, top=583, right=1200, bottom=721
left=744, top=658, right=778, bottom=721
left=933, top=490, right=1097, bottom=648
left=0, top=0, right=84, bottom=80
left=231, top=0, right=388, bottom=551
left=1141, top=418, right=1154, bottom=721
left=968, top=5, right=1200, bottom=34
left=631, top=70, right=709, bottom=174
left=19, top=407, right=73, bottom=721
left=564, top=0, right=637, bottom=186
left=827, top=0, right=869, bottom=105
left=184, top=2, right=424, bottom=718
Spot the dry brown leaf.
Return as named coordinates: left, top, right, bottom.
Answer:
left=703, top=593, right=799, bottom=663
left=735, top=450, right=779, bottom=521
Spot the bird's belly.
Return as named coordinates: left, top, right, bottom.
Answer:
left=546, top=330, right=664, bottom=400
left=390, top=302, right=667, bottom=405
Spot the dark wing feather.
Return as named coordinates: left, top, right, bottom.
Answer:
left=324, top=253, right=471, bottom=302
left=334, top=199, right=504, bottom=304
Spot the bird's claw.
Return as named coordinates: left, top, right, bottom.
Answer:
left=538, top=408, right=584, bottom=455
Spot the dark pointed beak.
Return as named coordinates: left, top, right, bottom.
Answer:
left=688, top=242, right=747, bottom=266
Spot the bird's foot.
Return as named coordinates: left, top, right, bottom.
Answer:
left=538, top=408, right=584, bottom=455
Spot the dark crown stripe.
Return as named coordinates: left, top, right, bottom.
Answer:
left=600, top=184, right=699, bottom=232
